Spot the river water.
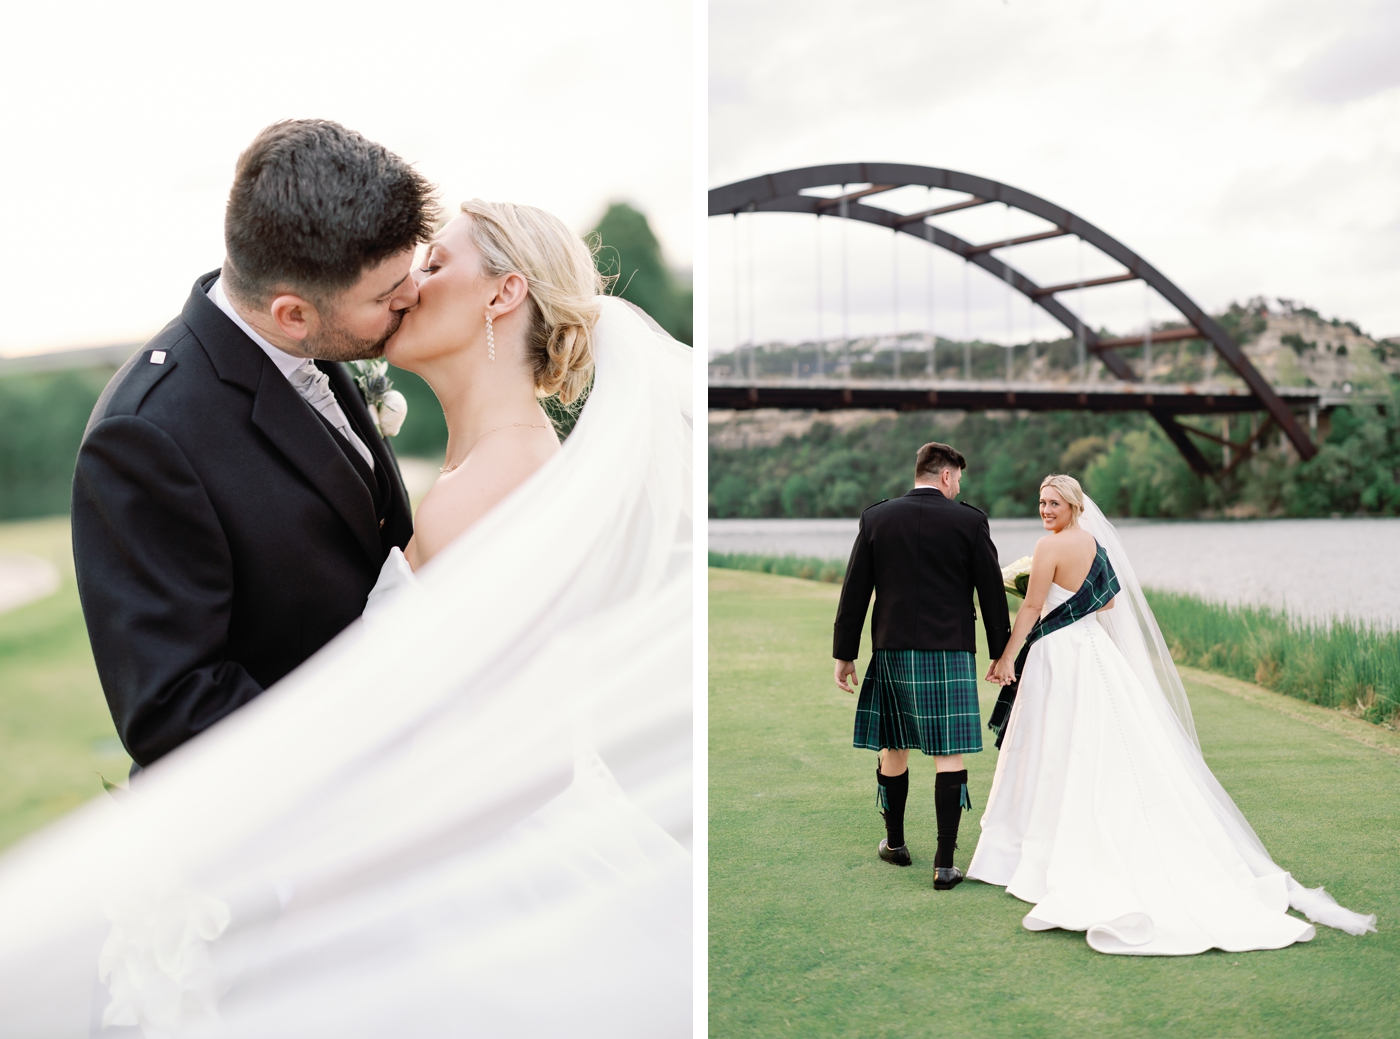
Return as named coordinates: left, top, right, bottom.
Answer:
left=709, top=517, right=1400, bottom=628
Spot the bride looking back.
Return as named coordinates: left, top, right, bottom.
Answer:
left=385, top=199, right=601, bottom=567
left=969, top=473, right=1374, bottom=956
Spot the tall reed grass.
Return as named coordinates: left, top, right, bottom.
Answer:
left=707, top=552, right=1400, bottom=727
left=1144, top=591, right=1400, bottom=728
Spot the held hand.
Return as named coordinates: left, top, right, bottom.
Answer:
left=834, top=659, right=859, bottom=694
left=990, top=656, right=1017, bottom=686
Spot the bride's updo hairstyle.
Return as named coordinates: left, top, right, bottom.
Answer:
left=459, top=199, right=605, bottom=405
left=1040, top=473, right=1086, bottom=525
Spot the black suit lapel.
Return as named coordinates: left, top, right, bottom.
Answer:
left=182, top=273, right=382, bottom=566
left=248, top=362, right=381, bottom=564
left=321, top=361, right=409, bottom=512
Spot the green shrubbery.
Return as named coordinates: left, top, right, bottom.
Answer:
left=1082, top=425, right=1209, bottom=518
left=1146, top=590, right=1400, bottom=727
left=707, top=551, right=845, bottom=583
left=710, top=389, right=1400, bottom=520
left=709, top=410, right=1152, bottom=520
left=0, top=369, right=116, bottom=520
left=591, top=203, right=692, bottom=346
left=1281, top=404, right=1400, bottom=515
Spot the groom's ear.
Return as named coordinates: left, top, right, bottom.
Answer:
left=268, top=293, right=320, bottom=343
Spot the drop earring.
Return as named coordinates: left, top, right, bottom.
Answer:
left=485, top=311, right=495, bottom=361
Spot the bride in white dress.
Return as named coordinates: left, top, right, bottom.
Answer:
left=0, top=202, right=692, bottom=1035
left=967, top=474, right=1375, bottom=956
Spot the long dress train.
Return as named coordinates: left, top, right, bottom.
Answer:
left=967, top=581, right=1324, bottom=955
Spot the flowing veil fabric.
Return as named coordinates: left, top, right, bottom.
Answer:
left=0, top=295, right=693, bottom=1037
left=1079, top=496, right=1375, bottom=938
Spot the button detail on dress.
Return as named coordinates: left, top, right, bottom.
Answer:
left=149, top=351, right=167, bottom=364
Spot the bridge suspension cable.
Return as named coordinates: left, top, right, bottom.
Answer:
left=891, top=226, right=899, bottom=378
left=1143, top=279, right=1154, bottom=383
left=746, top=205, right=756, bottom=380
left=709, top=162, right=1321, bottom=472
left=839, top=189, right=850, bottom=371
left=962, top=263, right=971, bottom=379
left=814, top=214, right=823, bottom=376
left=925, top=186, right=935, bottom=378
left=730, top=213, right=741, bottom=364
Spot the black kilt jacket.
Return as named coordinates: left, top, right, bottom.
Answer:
left=833, top=487, right=1011, bottom=663
left=72, top=271, right=414, bottom=766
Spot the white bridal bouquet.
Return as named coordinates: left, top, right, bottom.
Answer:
left=1002, top=556, right=1034, bottom=598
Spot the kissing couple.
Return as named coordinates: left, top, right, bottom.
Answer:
left=0, top=120, right=693, bottom=1035
left=834, top=441, right=1374, bottom=955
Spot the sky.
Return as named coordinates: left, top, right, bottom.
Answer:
left=0, top=0, right=690, bottom=356
left=709, top=0, right=1400, bottom=355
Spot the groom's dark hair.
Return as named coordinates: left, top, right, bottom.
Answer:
left=915, top=441, right=967, bottom=479
left=222, top=119, right=439, bottom=307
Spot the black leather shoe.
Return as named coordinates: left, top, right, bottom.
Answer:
left=933, top=865, right=964, bottom=890
left=878, top=839, right=912, bottom=866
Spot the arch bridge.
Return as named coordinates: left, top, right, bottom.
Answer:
left=709, top=163, right=1326, bottom=476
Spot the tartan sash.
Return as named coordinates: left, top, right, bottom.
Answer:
left=987, top=544, right=1120, bottom=748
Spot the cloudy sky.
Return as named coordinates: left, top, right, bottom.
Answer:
left=709, top=0, right=1400, bottom=355
left=0, top=0, right=690, bottom=356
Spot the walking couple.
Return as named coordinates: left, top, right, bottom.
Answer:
left=833, top=441, right=1375, bottom=956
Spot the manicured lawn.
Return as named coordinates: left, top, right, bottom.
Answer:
left=709, top=568, right=1399, bottom=1039
left=0, top=517, right=128, bottom=850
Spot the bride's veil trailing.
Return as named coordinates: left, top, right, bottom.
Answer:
left=0, top=295, right=694, bottom=1036
left=1078, top=496, right=1200, bottom=748
left=1080, top=495, right=1375, bottom=938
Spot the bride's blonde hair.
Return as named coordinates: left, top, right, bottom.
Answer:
left=459, top=199, right=604, bottom=405
left=1040, top=473, right=1085, bottom=524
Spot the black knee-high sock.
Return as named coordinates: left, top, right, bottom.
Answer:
left=934, top=770, right=970, bottom=868
left=876, top=768, right=909, bottom=849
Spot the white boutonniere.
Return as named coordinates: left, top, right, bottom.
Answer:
left=350, top=359, right=408, bottom=437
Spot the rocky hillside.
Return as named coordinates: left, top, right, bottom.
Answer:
left=708, top=299, right=1400, bottom=391
left=1238, top=303, right=1399, bottom=391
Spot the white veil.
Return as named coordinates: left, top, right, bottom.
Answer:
left=0, top=295, right=694, bottom=1036
left=1078, top=496, right=1201, bottom=749
left=1080, top=495, right=1376, bottom=937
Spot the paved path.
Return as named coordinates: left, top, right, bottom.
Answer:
left=0, top=553, right=60, bottom=615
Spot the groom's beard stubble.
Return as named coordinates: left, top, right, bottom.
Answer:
left=301, top=308, right=406, bottom=362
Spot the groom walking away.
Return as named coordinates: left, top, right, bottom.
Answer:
left=72, top=120, right=436, bottom=774
left=833, top=442, right=1011, bottom=890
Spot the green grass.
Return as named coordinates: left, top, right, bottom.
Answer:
left=1146, top=590, right=1400, bottom=727
left=709, top=567, right=1400, bottom=1039
left=708, top=552, right=1400, bottom=731
left=0, top=516, right=129, bottom=849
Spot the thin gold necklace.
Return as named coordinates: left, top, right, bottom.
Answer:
left=439, top=423, right=550, bottom=473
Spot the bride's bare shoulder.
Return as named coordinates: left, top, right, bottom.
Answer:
left=1035, top=527, right=1095, bottom=556
left=413, top=432, right=559, bottom=565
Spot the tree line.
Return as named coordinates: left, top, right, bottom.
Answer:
left=709, top=397, right=1400, bottom=520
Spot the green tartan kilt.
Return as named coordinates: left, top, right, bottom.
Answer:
left=853, top=649, right=983, bottom=756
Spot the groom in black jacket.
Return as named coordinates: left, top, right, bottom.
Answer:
left=72, top=120, right=436, bottom=772
left=833, top=441, right=1010, bottom=889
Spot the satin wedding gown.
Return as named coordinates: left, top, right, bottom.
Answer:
left=966, top=502, right=1376, bottom=956
left=0, top=295, right=693, bottom=1036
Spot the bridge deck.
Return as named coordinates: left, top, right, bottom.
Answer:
left=708, top=378, right=1366, bottom=416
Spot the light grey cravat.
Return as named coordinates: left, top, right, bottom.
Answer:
left=288, top=361, right=376, bottom=470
